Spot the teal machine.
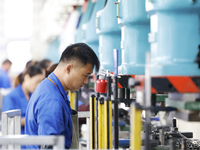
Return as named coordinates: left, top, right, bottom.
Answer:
left=146, top=0, right=200, bottom=120
left=146, top=0, right=200, bottom=76
left=117, top=0, right=150, bottom=75
left=130, top=0, right=200, bottom=149
left=115, top=0, right=151, bottom=149
left=75, top=0, right=94, bottom=43
left=96, top=0, right=121, bottom=72
left=82, top=0, right=106, bottom=58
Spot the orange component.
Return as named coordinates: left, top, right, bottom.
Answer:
left=118, top=82, right=123, bottom=88
left=151, top=87, right=157, bottom=93
left=167, top=76, right=200, bottom=93
left=131, top=75, right=135, bottom=79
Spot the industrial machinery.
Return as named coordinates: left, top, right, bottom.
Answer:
left=72, top=0, right=200, bottom=149
left=130, top=0, right=200, bottom=150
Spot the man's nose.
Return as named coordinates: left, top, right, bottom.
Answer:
left=84, top=77, right=89, bottom=84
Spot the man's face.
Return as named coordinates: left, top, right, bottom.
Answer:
left=3, top=63, right=12, bottom=72
left=66, top=63, right=94, bottom=91
left=25, top=72, right=45, bottom=93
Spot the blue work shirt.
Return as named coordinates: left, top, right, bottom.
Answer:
left=25, top=73, right=73, bottom=149
left=0, top=68, right=11, bottom=88
left=2, top=84, right=28, bottom=134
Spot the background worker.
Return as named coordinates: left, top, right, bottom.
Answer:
left=37, top=59, right=53, bottom=71
left=25, top=43, right=99, bottom=149
left=2, top=64, right=45, bottom=134
left=0, top=59, right=12, bottom=88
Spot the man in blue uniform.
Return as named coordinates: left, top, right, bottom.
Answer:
left=25, top=43, right=99, bottom=149
left=0, top=59, right=12, bottom=88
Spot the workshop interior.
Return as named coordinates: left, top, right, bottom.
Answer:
left=0, top=0, right=200, bottom=149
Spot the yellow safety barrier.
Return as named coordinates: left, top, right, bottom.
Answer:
left=105, top=100, right=112, bottom=149
left=130, top=103, right=142, bottom=150
left=98, top=97, right=105, bottom=149
left=90, top=95, right=97, bottom=149
left=68, top=91, right=75, bottom=110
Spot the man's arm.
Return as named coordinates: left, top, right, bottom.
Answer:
left=36, top=99, right=65, bottom=135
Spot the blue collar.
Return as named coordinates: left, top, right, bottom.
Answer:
left=48, top=73, right=69, bottom=101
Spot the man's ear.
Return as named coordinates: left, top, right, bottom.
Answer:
left=66, top=64, right=72, bottom=74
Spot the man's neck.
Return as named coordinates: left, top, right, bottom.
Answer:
left=53, top=69, right=69, bottom=92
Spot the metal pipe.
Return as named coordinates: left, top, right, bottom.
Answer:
left=159, top=129, right=165, bottom=145
left=113, top=76, right=119, bottom=149
left=144, top=52, right=151, bottom=150
left=96, top=75, right=100, bottom=149
left=126, top=88, right=130, bottom=99
left=170, top=139, right=176, bottom=150
left=113, top=49, right=119, bottom=149
left=75, top=90, right=79, bottom=111
left=105, top=74, right=113, bottom=149
left=0, top=135, right=65, bottom=150
left=96, top=97, right=99, bottom=149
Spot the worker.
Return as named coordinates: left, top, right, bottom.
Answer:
left=37, top=59, right=53, bottom=71
left=0, top=59, right=12, bottom=88
left=25, top=43, right=99, bottom=149
left=2, top=64, right=45, bottom=134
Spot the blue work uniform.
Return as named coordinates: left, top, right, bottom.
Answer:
left=2, top=84, right=28, bottom=134
left=25, top=73, right=73, bottom=149
left=0, top=68, right=11, bottom=88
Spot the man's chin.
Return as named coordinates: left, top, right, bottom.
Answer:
left=71, top=86, right=83, bottom=91
left=72, top=88, right=80, bottom=92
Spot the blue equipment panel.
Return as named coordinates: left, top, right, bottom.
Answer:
left=146, top=0, right=200, bottom=76
left=96, top=0, right=121, bottom=72
left=82, top=0, right=106, bottom=58
left=75, top=0, right=94, bottom=43
left=118, top=0, right=150, bottom=75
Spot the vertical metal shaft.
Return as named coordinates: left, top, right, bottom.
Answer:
left=106, top=76, right=111, bottom=149
left=126, top=88, right=130, bottom=99
left=96, top=96, right=99, bottom=149
left=145, top=52, right=151, bottom=150
left=75, top=91, right=79, bottom=111
left=113, top=76, right=119, bottom=149
left=96, top=75, right=100, bottom=149
left=113, top=49, right=119, bottom=149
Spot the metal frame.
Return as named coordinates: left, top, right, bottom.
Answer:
left=2, top=109, right=21, bottom=136
left=2, top=109, right=21, bottom=150
left=0, top=135, right=65, bottom=150
left=1, top=110, right=64, bottom=150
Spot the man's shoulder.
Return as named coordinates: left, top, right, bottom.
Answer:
left=36, top=78, right=58, bottom=91
left=29, top=79, right=61, bottom=104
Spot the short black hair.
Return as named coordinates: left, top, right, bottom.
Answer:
left=59, top=43, right=100, bottom=72
left=37, top=59, right=52, bottom=69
